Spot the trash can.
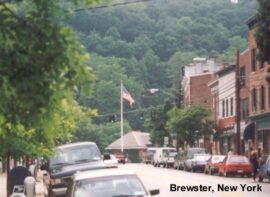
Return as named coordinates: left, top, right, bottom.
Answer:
left=24, top=177, right=35, bottom=197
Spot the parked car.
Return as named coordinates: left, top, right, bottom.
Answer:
left=257, top=155, right=270, bottom=182
left=40, top=142, right=105, bottom=197
left=204, top=155, right=226, bottom=175
left=152, top=147, right=176, bottom=167
left=144, top=147, right=158, bottom=164
left=103, top=153, right=118, bottom=168
left=65, top=169, right=160, bottom=197
left=164, top=151, right=177, bottom=168
left=218, top=155, right=252, bottom=177
left=114, top=152, right=128, bottom=164
left=184, top=154, right=211, bottom=172
left=180, top=148, right=206, bottom=171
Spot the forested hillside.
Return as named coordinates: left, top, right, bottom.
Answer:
left=71, top=0, right=257, bottom=130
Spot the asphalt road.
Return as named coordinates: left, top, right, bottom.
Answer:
left=119, top=163, right=270, bottom=197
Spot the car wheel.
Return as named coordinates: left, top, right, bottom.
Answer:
left=204, top=168, right=208, bottom=174
left=258, top=176, right=263, bottom=182
left=209, top=169, right=213, bottom=175
left=247, top=173, right=251, bottom=178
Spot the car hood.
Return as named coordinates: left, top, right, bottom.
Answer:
left=50, top=160, right=106, bottom=179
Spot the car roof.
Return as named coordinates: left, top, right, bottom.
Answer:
left=57, top=142, right=96, bottom=150
left=74, top=169, right=136, bottom=181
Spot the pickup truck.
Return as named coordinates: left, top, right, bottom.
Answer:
left=41, top=142, right=105, bottom=197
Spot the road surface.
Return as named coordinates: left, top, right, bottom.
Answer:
left=119, top=163, right=270, bottom=197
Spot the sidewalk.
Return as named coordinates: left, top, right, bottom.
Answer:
left=0, top=173, right=7, bottom=197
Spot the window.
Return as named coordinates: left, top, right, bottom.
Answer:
left=226, top=99, right=229, bottom=117
left=230, top=97, right=234, bottom=116
left=222, top=100, right=225, bottom=117
left=260, top=86, right=265, bottom=110
left=259, top=60, right=264, bottom=69
left=241, top=98, right=248, bottom=122
left=239, top=66, right=246, bottom=87
left=252, top=88, right=257, bottom=112
left=251, top=48, right=256, bottom=72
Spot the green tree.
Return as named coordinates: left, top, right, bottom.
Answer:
left=0, top=1, right=97, bottom=195
left=166, top=106, right=210, bottom=147
left=255, top=0, right=270, bottom=63
left=145, top=101, right=174, bottom=146
left=74, top=119, right=131, bottom=152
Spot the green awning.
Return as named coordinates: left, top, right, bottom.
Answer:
left=250, top=112, right=270, bottom=130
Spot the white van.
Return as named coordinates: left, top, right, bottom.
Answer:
left=153, top=147, right=176, bottom=167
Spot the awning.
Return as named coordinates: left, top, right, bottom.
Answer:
left=243, top=122, right=255, bottom=140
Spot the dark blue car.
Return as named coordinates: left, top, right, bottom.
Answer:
left=258, top=155, right=270, bottom=182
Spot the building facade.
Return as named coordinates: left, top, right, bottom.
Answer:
left=240, top=17, right=270, bottom=155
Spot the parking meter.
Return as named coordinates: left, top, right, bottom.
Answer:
left=24, top=177, right=35, bottom=197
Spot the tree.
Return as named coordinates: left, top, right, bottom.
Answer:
left=73, top=119, right=131, bottom=152
left=255, top=0, right=270, bottom=63
left=145, top=101, right=174, bottom=146
left=0, top=1, right=97, bottom=195
left=166, top=106, right=210, bottom=147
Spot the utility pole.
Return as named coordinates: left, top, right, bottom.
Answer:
left=236, top=49, right=241, bottom=155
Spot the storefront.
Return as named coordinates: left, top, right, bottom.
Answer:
left=250, top=112, right=270, bottom=155
left=219, top=126, right=236, bottom=154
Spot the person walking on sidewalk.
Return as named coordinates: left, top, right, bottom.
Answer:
left=250, top=150, right=259, bottom=181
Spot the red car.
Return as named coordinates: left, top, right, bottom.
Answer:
left=218, top=155, right=252, bottom=177
left=204, top=155, right=226, bottom=175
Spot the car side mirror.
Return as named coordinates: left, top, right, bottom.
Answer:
left=149, top=189, right=160, bottom=195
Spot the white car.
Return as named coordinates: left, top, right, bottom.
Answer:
left=66, top=169, right=160, bottom=197
left=153, top=147, right=176, bottom=167
left=103, top=154, right=118, bottom=168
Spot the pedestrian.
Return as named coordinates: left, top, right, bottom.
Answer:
left=250, top=150, right=259, bottom=181
left=227, top=149, right=233, bottom=155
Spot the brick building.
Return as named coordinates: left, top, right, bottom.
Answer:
left=240, top=16, right=270, bottom=155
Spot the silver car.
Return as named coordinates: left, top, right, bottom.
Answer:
left=66, top=169, right=160, bottom=197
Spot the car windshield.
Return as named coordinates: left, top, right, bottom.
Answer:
left=73, top=175, right=147, bottom=197
left=212, top=155, right=225, bottom=163
left=50, top=145, right=101, bottom=167
left=228, top=156, right=248, bottom=163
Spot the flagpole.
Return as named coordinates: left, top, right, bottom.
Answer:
left=120, top=80, right=124, bottom=152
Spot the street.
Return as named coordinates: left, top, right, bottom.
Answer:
left=119, top=163, right=270, bottom=197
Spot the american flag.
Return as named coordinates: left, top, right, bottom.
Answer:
left=122, top=85, right=135, bottom=106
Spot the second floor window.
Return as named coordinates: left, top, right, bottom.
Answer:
left=230, top=97, right=234, bottom=116
left=226, top=99, right=229, bottom=117
left=251, top=48, right=256, bottom=72
left=240, top=66, right=246, bottom=87
left=252, top=88, right=257, bottom=112
left=260, top=86, right=265, bottom=110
